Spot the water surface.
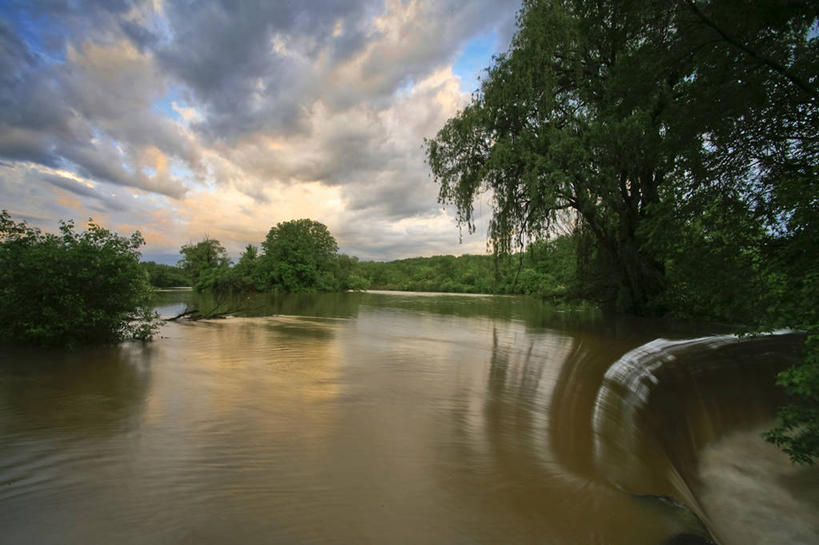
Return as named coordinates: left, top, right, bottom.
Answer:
left=1, top=291, right=815, bottom=544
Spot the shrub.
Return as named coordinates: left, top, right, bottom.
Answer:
left=0, top=211, right=160, bottom=347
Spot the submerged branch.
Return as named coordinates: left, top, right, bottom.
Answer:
left=166, top=309, right=198, bottom=321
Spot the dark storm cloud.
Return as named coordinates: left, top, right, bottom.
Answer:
left=0, top=20, right=76, bottom=167
left=39, top=172, right=99, bottom=198
left=1, top=0, right=139, bottom=57
left=119, top=17, right=159, bottom=51
left=345, top=174, right=436, bottom=219
left=0, top=19, right=34, bottom=75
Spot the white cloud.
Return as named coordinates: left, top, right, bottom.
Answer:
left=0, top=0, right=521, bottom=261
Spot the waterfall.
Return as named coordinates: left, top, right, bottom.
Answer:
left=588, top=331, right=804, bottom=544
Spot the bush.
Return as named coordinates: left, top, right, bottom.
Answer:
left=0, top=211, right=160, bottom=347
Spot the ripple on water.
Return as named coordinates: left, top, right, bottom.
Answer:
left=0, top=295, right=813, bottom=545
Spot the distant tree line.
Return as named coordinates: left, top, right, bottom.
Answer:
left=160, top=218, right=581, bottom=299
left=355, top=235, right=577, bottom=298
left=140, top=261, right=190, bottom=288
left=173, top=219, right=365, bottom=294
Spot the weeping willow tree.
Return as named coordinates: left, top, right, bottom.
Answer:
left=427, top=0, right=818, bottom=462
left=426, top=0, right=816, bottom=314
left=428, top=1, right=684, bottom=313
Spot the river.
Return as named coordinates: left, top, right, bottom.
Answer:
left=1, top=290, right=816, bottom=544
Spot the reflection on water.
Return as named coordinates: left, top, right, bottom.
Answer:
left=0, top=291, right=814, bottom=544
left=0, top=343, right=152, bottom=527
left=152, top=287, right=195, bottom=318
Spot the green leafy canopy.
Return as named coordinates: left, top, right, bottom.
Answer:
left=426, top=0, right=818, bottom=463
left=0, top=211, right=160, bottom=347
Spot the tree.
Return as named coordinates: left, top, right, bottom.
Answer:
left=640, top=0, right=818, bottom=463
left=261, top=219, right=340, bottom=292
left=178, top=238, right=230, bottom=289
left=337, top=254, right=371, bottom=291
left=426, top=0, right=818, bottom=462
left=0, top=211, right=159, bottom=347
left=140, top=261, right=190, bottom=288
left=232, top=244, right=266, bottom=290
left=426, top=0, right=817, bottom=314
left=764, top=333, right=819, bottom=465
left=427, top=0, right=678, bottom=312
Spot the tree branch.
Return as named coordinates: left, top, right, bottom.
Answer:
left=684, top=0, right=818, bottom=101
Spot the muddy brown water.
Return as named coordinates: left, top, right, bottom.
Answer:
left=1, top=291, right=816, bottom=544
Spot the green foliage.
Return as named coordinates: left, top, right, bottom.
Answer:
left=426, top=0, right=679, bottom=313
left=232, top=244, right=268, bottom=291
left=349, top=235, right=578, bottom=298
left=761, top=201, right=819, bottom=463
left=0, top=211, right=159, bottom=347
left=426, top=0, right=818, bottom=462
left=518, top=236, right=577, bottom=298
left=261, top=219, right=340, bottom=293
left=356, top=254, right=496, bottom=293
left=763, top=332, right=819, bottom=465
left=187, top=221, right=369, bottom=295
left=336, top=254, right=371, bottom=291
left=140, top=261, right=190, bottom=288
left=426, top=0, right=817, bottom=316
left=178, top=238, right=230, bottom=290
left=189, top=223, right=578, bottom=299
left=194, top=244, right=266, bottom=293
left=640, top=188, right=773, bottom=325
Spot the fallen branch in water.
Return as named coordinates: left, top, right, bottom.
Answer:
left=165, top=304, right=244, bottom=321
left=166, top=309, right=198, bottom=321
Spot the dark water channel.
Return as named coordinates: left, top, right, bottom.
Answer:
left=1, top=291, right=817, bottom=544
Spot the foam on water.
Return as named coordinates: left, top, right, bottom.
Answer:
left=697, top=425, right=819, bottom=545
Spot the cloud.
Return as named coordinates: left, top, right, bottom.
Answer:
left=0, top=0, right=522, bottom=260
left=335, top=209, right=489, bottom=261
left=0, top=22, right=198, bottom=198
left=210, top=66, right=468, bottom=224
left=153, top=0, right=518, bottom=142
left=0, top=162, right=135, bottom=225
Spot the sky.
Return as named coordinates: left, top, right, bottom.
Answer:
left=0, top=0, right=521, bottom=263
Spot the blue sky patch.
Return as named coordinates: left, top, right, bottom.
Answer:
left=152, top=87, right=185, bottom=121
left=453, top=30, right=499, bottom=95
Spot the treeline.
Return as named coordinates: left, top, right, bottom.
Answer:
left=171, top=219, right=369, bottom=294
left=146, top=223, right=580, bottom=299
left=356, top=235, right=576, bottom=297
left=140, top=261, right=190, bottom=288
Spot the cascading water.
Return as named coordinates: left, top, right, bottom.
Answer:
left=591, top=335, right=739, bottom=503
left=586, top=331, right=812, bottom=544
